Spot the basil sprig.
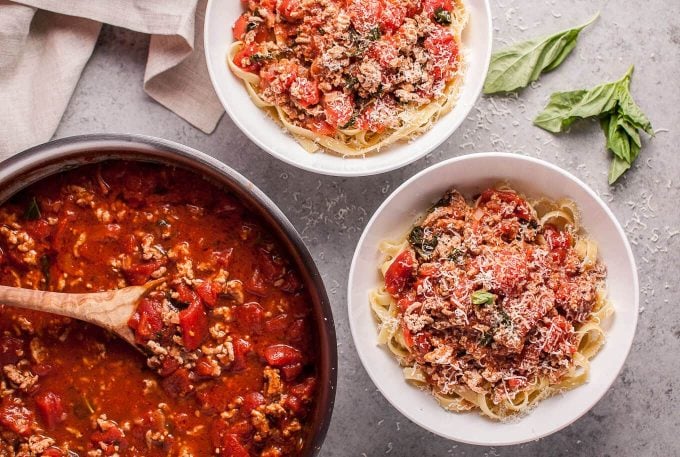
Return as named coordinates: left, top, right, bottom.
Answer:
left=471, top=290, right=496, bottom=306
left=534, top=66, right=653, bottom=184
left=483, top=13, right=598, bottom=94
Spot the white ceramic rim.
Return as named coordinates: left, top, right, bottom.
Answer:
left=204, top=0, right=493, bottom=177
left=347, top=152, right=640, bottom=445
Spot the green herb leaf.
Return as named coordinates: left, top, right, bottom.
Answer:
left=368, top=26, right=381, bottom=41
left=533, top=77, right=621, bottom=133
left=408, top=226, right=438, bottom=259
left=608, top=156, right=632, bottom=185
left=483, top=13, right=599, bottom=94
left=23, top=197, right=41, bottom=220
left=535, top=66, right=652, bottom=184
left=448, top=248, right=464, bottom=262
left=471, top=289, right=496, bottom=306
left=433, top=7, right=452, bottom=25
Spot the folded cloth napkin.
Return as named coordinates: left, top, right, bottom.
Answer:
left=0, top=0, right=224, bottom=159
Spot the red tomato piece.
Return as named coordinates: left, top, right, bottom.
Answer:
left=233, top=43, right=262, bottom=73
left=290, top=77, right=320, bottom=108
left=264, top=313, right=289, bottom=335
left=128, top=297, right=163, bottom=344
left=487, top=249, right=528, bottom=297
left=212, top=248, right=234, bottom=268
left=287, top=318, right=306, bottom=341
left=258, top=248, right=286, bottom=282
left=241, top=392, right=265, bottom=415
left=232, top=13, right=250, bottom=40
left=384, top=250, right=415, bottom=296
left=264, top=344, right=303, bottom=367
left=379, top=0, right=406, bottom=33
left=544, top=224, right=573, bottom=264
left=280, top=362, right=303, bottom=381
left=41, top=449, right=64, bottom=457
left=217, top=434, right=249, bottom=457
left=323, top=91, right=355, bottom=128
left=122, top=260, right=163, bottom=286
left=290, top=377, right=316, bottom=401
left=277, top=0, right=303, bottom=21
left=284, top=394, right=304, bottom=416
left=423, top=0, right=453, bottom=16
left=245, top=268, right=268, bottom=296
left=368, top=40, right=399, bottom=69
left=348, top=0, right=382, bottom=34
left=175, top=284, right=208, bottom=350
left=234, top=302, right=264, bottom=333
left=232, top=338, right=252, bottom=371
left=478, top=189, right=532, bottom=220
left=35, top=392, right=66, bottom=429
left=196, top=280, right=221, bottom=308
left=161, top=367, right=193, bottom=397
left=423, top=28, right=459, bottom=81
left=356, top=97, right=397, bottom=133
left=305, top=118, right=336, bottom=136
left=25, top=219, right=51, bottom=241
left=0, top=403, right=34, bottom=436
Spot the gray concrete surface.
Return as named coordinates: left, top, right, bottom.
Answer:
left=52, top=0, right=680, bottom=455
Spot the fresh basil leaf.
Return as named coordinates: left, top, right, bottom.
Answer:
left=408, top=226, right=438, bottom=259
left=483, top=13, right=598, bottom=94
left=608, top=155, right=632, bottom=185
left=471, top=290, right=496, bottom=306
left=533, top=81, right=619, bottom=132
left=617, top=85, right=654, bottom=136
left=434, top=7, right=452, bottom=25
left=24, top=197, right=41, bottom=220
left=602, top=112, right=632, bottom=162
left=368, top=27, right=381, bottom=41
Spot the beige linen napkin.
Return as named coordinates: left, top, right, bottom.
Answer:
left=0, top=0, right=224, bottom=159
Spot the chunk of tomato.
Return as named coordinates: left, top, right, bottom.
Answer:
left=196, top=280, right=221, bottom=308
left=128, top=297, right=163, bottom=344
left=263, top=344, right=303, bottom=367
left=234, top=302, right=264, bottom=333
left=544, top=224, right=572, bottom=264
left=384, top=249, right=415, bottom=296
left=290, top=77, right=320, bottom=108
left=233, top=13, right=250, bottom=41
left=232, top=338, right=252, bottom=371
left=233, top=43, right=262, bottom=73
left=348, top=0, right=382, bottom=34
left=177, top=285, right=208, bottom=350
left=277, top=0, right=303, bottom=21
left=35, top=392, right=66, bottom=430
left=323, top=91, right=354, bottom=128
left=217, top=434, right=249, bottom=457
left=423, top=0, right=453, bottom=16
left=0, top=403, right=34, bottom=436
left=423, top=28, right=459, bottom=81
left=380, top=0, right=406, bottom=33
left=305, top=118, right=336, bottom=136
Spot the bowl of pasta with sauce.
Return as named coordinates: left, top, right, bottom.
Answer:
left=204, top=0, right=492, bottom=176
left=348, top=153, right=639, bottom=445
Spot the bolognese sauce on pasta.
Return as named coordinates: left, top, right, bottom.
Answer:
left=229, top=0, right=467, bottom=156
left=370, top=187, right=611, bottom=419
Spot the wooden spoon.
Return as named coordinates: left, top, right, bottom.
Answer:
left=0, top=279, right=165, bottom=349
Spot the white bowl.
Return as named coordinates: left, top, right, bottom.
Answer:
left=204, top=0, right=492, bottom=176
left=348, top=153, right=639, bottom=445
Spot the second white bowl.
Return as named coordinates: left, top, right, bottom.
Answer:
left=348, top=153, right=639, bottom=445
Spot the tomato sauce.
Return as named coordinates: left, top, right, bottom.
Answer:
left=0, top=162, right=319, bottom=456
